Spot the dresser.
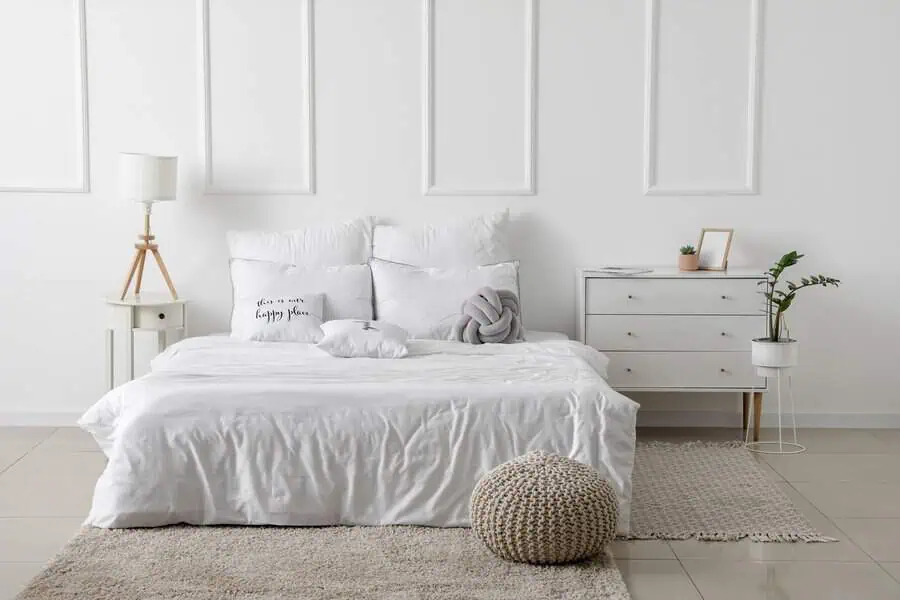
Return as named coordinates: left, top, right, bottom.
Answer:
left=576, top=267, right=768, bottom=440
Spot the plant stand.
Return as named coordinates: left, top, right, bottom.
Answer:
left=744, top=366, right=805, bottom=455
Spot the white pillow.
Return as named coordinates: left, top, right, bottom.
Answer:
left=232, top=293, right=325, bottom=342
left=373, top=211, right=512, bottom=267
left=230, top=260, right=373, bottom=329
left=227, top=217, right=374, bottom=266
left=317, top=320, right=409, bottom=358
left=370, top=258, right=520, bottom=340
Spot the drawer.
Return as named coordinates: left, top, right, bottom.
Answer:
left=585, top=315, right=764, bottom=352
left=134, top=304, right=184, bottom=330
left=605, top=352, right=764, bottom=389
left=585, top=278, right=761, bottom=315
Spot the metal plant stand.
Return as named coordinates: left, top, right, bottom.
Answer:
left=745, top=366, right=806, bottom=455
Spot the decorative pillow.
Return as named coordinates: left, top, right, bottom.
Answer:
left=227, top=217, right=374, bottom=266
left=317, top=320, right=409, bottom=359
left=232, top=293, right=324, bottom=342
left=230, top=261, right=373, bottom=335
left=370, top=258, right=520, bottom=340
left=451, top=287, right=524, bottom=344
left=373, top=211, right=512, bottom=267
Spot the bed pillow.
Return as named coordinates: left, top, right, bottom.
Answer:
left=233, top=293, right=325, bottom=342
left=227, top=217, right=374, bottom=266
left=317, top=320, right=409, bottom=358
left=370, top=258, right=520, bottom=340
left=372, top=211, right=512, bottom=267
left=230, top=260, right=373, bottom=333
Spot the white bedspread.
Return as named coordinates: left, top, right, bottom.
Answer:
left=80, top=336, right=639, bottom=531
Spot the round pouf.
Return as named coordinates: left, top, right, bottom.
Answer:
left=470, top=451, right=619, bottom=565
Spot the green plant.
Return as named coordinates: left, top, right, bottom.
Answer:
left=759, top=251, right=840, bottom=342
left=679, top=244, right=696, bottom=255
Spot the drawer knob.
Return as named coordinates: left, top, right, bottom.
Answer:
left=720, top=331, right=727, bottom=336
left=625, top=368, right=632, bottom=373
left=627, top=295, right=634, bottom=300
left=720, top=368, right=727, bottom=373
left=626, top=331, right=634, bottom=337
left=721, top=295, right=729, bottom=300
left=158, top=312, right=166, bottom=320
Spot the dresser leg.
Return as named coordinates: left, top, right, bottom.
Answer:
left=742, top=392, right=751, bottom=433
left=753, top=391, right=763, bottom=442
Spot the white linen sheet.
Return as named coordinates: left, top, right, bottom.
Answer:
left=79, top=335, right=639, bottom=531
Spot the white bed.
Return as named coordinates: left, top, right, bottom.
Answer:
left=80, top=334, right=639, bottom=532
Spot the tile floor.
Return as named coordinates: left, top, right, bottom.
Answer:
left=2, top=427, right=900, bottom=599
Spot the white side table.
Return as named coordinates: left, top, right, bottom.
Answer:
left=105, top=294, right=187, bottom=390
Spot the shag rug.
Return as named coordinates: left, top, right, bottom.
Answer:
left=626, top=441, right=836, bottom=542
left=16, top=526, right=631, bottom=600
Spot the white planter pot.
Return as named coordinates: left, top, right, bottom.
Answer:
left=751, top=338, right=799, bottom=368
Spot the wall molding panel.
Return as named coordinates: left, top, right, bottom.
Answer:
left=642, top=0, right=763, bottom=196
left=423, top=0, right=537, bottom=196
left=0, top=0, right=90, bottom=194
left=199, top=0, right=316, bottom=196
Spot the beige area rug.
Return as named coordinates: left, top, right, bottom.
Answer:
left=16, top=526, right=631, bottom=600
left=626, top=441, right=836, bottom=542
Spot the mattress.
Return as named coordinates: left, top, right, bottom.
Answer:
left=79, top=335, right=639, bottom=531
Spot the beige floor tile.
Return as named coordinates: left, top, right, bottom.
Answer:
left=33, top=427, right=99, bottom=453
left=759, top=429, right=889, bottom=454
left=880, top=562, right=900, bottom=583
left=0, top=517, right=82, bottom=562
left=0, top=451, right=26, bottom=474
left=0, top=562, right=43, bottom=600
left=791, top=482, right=900, bottom=518
left=681, top=560, right=900, bottom=600
left=834, top=519, right=900, bottom=562
left=610, top=540, right=675, bottom=560
left=670, top=483, right=868, bottom=562
left=763, top=453, right=900, bottom=483
left=869, top=430, right=900, bottom=454
left=637, top=427, right=744, bottom=442
left=617, top=559, right=702, bottom=600
left=0, top=428, right=56, bottom=457
left=0, top=452, right=104, bottom=517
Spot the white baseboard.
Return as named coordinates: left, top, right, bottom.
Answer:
left=0, top=413, right=81, bottom=427
left=637, top=410, right=900, bottom=429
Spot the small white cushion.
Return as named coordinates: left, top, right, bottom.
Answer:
left=373, top=211, right=512, bottom=267
left=232, top=293, right=324, bottom=342
left=230, top=260, right=373, bottom=330
left=227, top=217, right=374, bottom=266
left=370, top=258, right=520, bottom=340
left=317, top=320, right=409, bottom=358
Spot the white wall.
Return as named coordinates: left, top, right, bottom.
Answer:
left=1, top=0, right=898, bottom=426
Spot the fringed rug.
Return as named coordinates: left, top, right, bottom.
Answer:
left=626, top=441, right=836, bottom=542
left=16, top=526, right=631, bottom=600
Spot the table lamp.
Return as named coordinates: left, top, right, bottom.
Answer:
left=118, top=153, right=179, bottom=301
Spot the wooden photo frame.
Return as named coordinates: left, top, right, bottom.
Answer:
left=697, top=228, right=734, bottom=271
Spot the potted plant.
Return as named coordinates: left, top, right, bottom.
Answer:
left=753, top=251, right=840, bottom=368
left=678, top=245, right=699, bottom=271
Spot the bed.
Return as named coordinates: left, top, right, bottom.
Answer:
left=79, top=334, right=639, bottom=532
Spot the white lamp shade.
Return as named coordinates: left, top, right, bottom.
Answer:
left=119, top=153, right=178, bottom=203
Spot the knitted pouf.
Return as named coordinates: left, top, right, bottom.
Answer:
left=470, top=451, right=619, bottom=565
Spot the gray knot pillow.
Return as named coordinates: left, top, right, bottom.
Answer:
left=451, top=287, right=524, bottom=344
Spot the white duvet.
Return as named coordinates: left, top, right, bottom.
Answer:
left=80, top=335, right=639, bottom=532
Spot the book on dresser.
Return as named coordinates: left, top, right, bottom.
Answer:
left=575, top=266, right=769, bottom=441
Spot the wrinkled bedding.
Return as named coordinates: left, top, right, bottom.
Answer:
left=79, top=335, right=639, bottom=531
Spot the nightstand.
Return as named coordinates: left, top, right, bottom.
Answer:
left=105, top=293, right=187, bottom=390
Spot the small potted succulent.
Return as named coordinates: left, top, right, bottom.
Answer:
left=753, top=251, right=840, bottom=368
left=678, top=245, right=699, bottom=271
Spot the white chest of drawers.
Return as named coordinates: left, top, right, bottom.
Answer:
left=576, top=267, right=768, bottom=440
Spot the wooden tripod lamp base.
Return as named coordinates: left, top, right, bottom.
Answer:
left=120, top=204, right=178, bottom=301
